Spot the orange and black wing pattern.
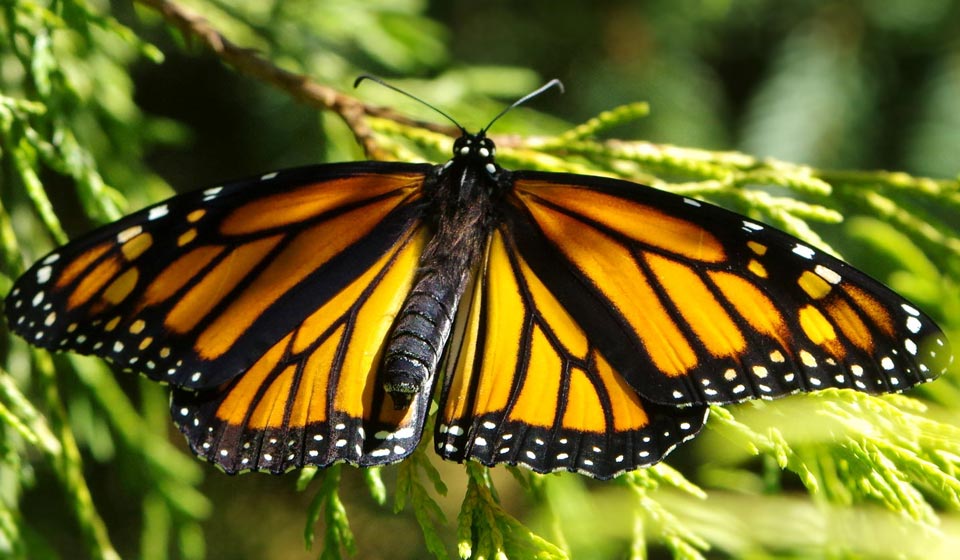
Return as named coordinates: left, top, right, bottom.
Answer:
left=5, top=162, right=435, bottom=472
left=501, top=171, right=950, bottom=408
left=172, top=225, right=430, bottom=473
left=435, top=230, right=708, bottom=479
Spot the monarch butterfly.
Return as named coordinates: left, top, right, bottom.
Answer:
left=5, top=77, right=951, bottom=479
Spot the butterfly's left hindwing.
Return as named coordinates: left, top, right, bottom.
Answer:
left=172, top=227, right=431, bottom=473
left=507, top=172, right=950, bottom=407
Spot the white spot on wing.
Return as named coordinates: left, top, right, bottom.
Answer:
left=117, top=225, right=143, bottom=243
left=905, top=339, right=917, bottom=355
left=815, top=264, right=841, bottom=284
left=148, top=205, right=169, bottom=220
left=394, top=427, right=415, bottom=439
left=792, top=244, right=816, bottom=259
left=37, top=266, right=52, bottom=284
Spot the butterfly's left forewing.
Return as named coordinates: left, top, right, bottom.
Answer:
left=435, top=229, right=708, bottom=479
left=6, top=163, right=430, bottom=390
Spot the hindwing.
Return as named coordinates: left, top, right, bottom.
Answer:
left=435, top=229, right=708, bottom=479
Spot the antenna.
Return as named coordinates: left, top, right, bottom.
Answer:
left=354, top=75, right=564, bottom=134
left=354, top=75, right=465, bottom=133
left=482, top=79, right=564, bottom=134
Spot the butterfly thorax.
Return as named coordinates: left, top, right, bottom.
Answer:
left=382, top=132, right=506, bottom=409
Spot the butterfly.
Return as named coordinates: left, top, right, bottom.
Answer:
left=5, top=77, right=951, bottom=479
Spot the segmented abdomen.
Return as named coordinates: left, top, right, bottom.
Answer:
left=382, top=269, right=468, bottom=408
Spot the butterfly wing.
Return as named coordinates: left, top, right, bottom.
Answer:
left=6, top=162, right=437, bottom=472
left=172, top=226, right=431, bottom=473
left=504, top=171, right=950, bottom=407
left=434, top=229, right=708, bottom=479
left=6, top=162, right=429, bottom=389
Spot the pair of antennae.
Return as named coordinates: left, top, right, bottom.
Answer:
left=354, top=74, right=564, bottom=134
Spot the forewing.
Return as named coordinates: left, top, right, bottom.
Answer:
left=435, top=230, right=708, bottom=479
left=6, top=162, right=431, bottom=390
left=508, top=171, right=951, bottom=406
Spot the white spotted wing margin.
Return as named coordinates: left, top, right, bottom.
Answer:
left=433, top=230, right=709, bottom=480
left=172, top=385, right=431, bottom=475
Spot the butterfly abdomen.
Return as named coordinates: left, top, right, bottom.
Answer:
left=383, top=272, right=466, bottom=408
left=383, top=158, right=499, bottom=408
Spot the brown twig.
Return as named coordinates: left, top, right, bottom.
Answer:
left=133, top=0, right=458, bottom=158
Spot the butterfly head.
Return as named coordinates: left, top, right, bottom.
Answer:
left=451, top=133, right=498, bottom=176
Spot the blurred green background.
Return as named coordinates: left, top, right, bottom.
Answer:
left=2, top=0, right=959, bottom=559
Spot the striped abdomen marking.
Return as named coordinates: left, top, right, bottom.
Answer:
left=383, top=269, right=470, bottom=408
